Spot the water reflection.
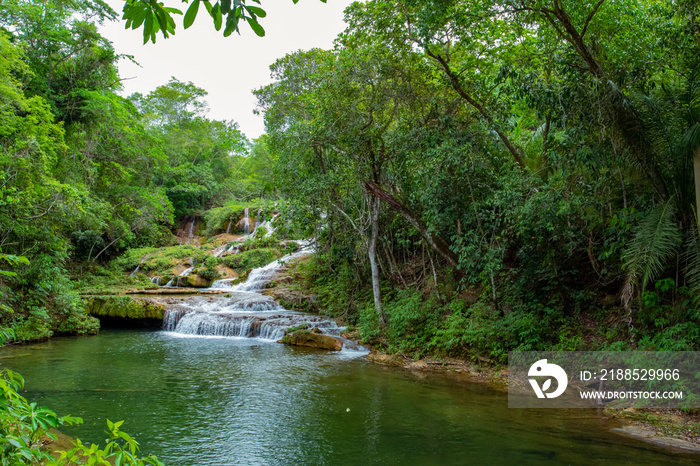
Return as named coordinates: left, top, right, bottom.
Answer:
left=0, top=331, right=696, bottom=465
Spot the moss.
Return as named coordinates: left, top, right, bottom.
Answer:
left=284, top=322, right=310, bottom=335
left=221, top=248, right=282, bottom=273
left=84, top=296, right=166, bottom=320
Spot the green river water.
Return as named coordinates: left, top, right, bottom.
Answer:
left=0, top=330, right=697, bottom=465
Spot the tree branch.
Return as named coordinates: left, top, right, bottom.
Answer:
left=364, top=180, right=462, bottom=277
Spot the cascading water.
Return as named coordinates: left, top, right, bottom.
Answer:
left=130, top=252, right=155, bottom=277
left=161, top=241, right=350, bottom=345
left=188, top=219, right=195, bottom=239
left=252, top=213, right=279, bottom=238
left=226, top=219, right=232, bottom=235
left=243, top=208, right=250, bottom=234
left=165, top=258, right=196, bottom=287
left=212, top=245, right=227, bottom=257
left=210, top=241, right=312, bottom=292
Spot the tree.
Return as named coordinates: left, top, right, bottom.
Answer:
left=134, top=78, right=249, bottom=218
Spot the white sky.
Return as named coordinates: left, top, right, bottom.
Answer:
left=99, top=0, right=354, bottom=140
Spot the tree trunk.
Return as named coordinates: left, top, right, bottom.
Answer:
left=368, top=196, right=386, bottom=328
left=694, top=146, right=700, bottom=226
left=364, top=181, right=462, bottom=278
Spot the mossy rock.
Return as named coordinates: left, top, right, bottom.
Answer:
left=84, top=296, right=166, bottom=320
left=280, top=329, right=343, bottom=351
left=186, top=274, right=213, bottom=288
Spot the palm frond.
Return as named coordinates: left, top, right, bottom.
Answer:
left=623, top=200, right=682, bottom=292
left=684, top=223, right=700, bottom=307
left=681, top=122, right=700, bottom=151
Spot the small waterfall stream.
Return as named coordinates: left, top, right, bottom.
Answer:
left=242, top=208, right=250, bottom=234
left=165, top=258, right=196, bottom=287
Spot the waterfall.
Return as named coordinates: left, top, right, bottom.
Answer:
left=210, top=241, right=312, bottom=291
left=252, top=208, right=263, bottom=235
left=188, top=219, right=195, bottom=239
left=164, top=258, right=196, bottom=288
left=151, top=276, right=162, bottom=286
left=162, top=293, right=340, bottom=340
left=130, top=252, right=155, bottom=277
left=254, top=213, right=279, bottom=238
left=159, top=235, right=349, bottom=343
left=226, top=219, right=232, bottom=235
left=243, top=208, right=250, bottom=234
left=161, top=240, right=339, bottom=341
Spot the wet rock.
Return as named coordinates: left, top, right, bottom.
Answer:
left=248, top=317, right=267, bottom=337
left=281, top=330, right=343, bottom=351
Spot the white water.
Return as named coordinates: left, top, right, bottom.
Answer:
left=210, top=241, right=312, bottom=292
left=165, top=258, right=196, bottom=287
left=159, top=240, right=362, bottom=350
left=243, top=208, right=250, bottom=234
left=212, top=245, right=227, bottom=257
left=226, top=219, right=232, bottom=235
left=252, top=213, right=279, bottom=238
left=130, top=252, right=155, bottom=277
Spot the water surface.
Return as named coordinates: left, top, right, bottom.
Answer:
left=1, top=331, right=696, bottom=465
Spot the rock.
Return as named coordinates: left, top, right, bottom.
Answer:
left=84, top=296, right=166, bottom=320
left=610, top=426, right=700, bottom=453
left=214, top=265, right=238, bottom=279
left=248, top=317, right=267, bottom=337
left=281, top=330, right=343, bottom=351
left=186, top=274, right=212, bottom=288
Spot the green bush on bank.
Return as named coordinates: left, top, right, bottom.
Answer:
left=296, top=253, right=700, bottom=363
left=221, top=248, right=282, bottom=272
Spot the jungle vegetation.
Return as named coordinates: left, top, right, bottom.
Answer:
left=0, top=0, right=699, bottom=375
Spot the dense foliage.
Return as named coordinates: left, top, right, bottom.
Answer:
left=0, top=0, right=276, bottom=342
left=256, top=0, right=700, bottom=360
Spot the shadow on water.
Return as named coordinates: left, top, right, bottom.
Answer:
left=1, top=330, right=698, bottom=465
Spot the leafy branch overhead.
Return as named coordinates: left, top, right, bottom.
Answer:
left=123, top=0, right=327, bottom=43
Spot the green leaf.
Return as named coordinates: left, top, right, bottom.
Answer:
left=221, top=0, right=231, bottom=15
left=184, top=0, right=200, bottom=29
left=247, top=16, right=265, bottom=37
left=245, top=5, right=266, bottom=17
left=143, top=14, right=153, bottom=44
left=223, top=14, right=238, bottom=36
left=212, top=3, right=222, bottom=30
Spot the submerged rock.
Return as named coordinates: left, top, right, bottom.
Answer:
left=280, top=330, right=343, bottom=351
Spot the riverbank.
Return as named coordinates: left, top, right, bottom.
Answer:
left=263, top=255, right=700, bottom=455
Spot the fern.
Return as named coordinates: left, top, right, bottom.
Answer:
left=623, top=200, right=682, bottom=293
